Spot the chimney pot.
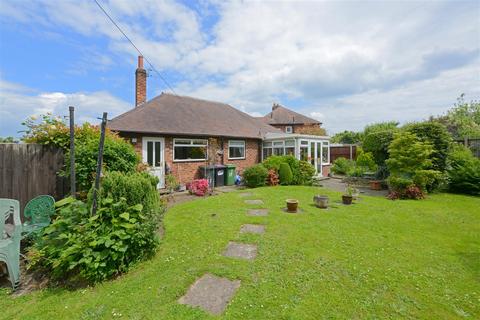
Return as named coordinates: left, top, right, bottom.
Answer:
left=138, top=55, right=144, bottom=69
left=272, top=103, right=279, bottom=111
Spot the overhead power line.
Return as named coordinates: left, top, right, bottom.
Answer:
left=93, top=0, right=177, bottom=95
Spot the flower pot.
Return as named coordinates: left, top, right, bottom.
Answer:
left=370, top=180, right=382, bottom=191
left=313, top=195, right=329, bottom=209
left=286, top=199, right=299, bottom=212
left=342, top=195, right=353, bottom=205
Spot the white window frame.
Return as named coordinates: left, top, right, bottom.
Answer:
left=228, top=140, right=246, bottom=160
left=285, top=126, right=293, bottom=133
left=173, top=138, right=208, bottom=162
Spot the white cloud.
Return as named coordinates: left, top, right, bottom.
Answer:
left=0, top=80, right=131, bottom=137
left=1, top=0, right=479, bottom=135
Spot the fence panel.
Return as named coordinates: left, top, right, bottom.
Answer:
left=455, top=138, right=480, bottom=158
left=330, top=144, right=357, bottom=162
left=0, top=144, right=67, bottom=219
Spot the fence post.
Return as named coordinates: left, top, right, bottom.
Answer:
left=69, top=106, right=76, bottom=198
left=91, top=112, right=108, bottom=216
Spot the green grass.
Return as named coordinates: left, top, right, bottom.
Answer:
left=1, top=186, right=479, bottom=319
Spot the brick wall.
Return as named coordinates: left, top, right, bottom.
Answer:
left=271, top=123, right=322, bottom=134
left=119, top=133, right=261, bottom=185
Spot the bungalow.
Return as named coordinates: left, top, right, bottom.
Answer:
left=109, top=56, right=330, bottom=188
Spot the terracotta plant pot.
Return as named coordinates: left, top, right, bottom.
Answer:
left=370, top=180, right=382, bottom=191
left=342, top=195, right=353, bottom=205
left=286, top=199, right=299, bottom=212
left=313, top=195, right=329, bottom=209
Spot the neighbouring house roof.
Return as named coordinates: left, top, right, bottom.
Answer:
left=259, top=104, right=322, bottom=125
left=109, top=93, right=281, bottom=139
left=264, top=132, right=330, bottom=141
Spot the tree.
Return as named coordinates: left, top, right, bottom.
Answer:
left=0, top=136, right=18, bottom=143
left=361, top=121, right=399, bottom=166
left=403, top=121, right=452, bottom=172
left=433, top=94, right=480, bottom=139
left=330, top=130, right=362, bottom=144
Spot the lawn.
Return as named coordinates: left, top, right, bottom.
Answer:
left=1, top=186, right=479, bottom=319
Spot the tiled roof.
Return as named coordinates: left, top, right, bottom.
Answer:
left=109, top=93, right=280, bottom=139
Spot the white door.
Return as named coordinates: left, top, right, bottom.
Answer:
left=142, top=137, right=165, bottom=189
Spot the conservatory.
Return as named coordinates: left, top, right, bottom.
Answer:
left=262, top=133, right=331, bottom=176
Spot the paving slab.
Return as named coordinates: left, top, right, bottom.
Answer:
left=244, top=199, right=264, bottom=205
left=223, top=242, right=258, bottom=260
left=240, top=224, right=265, bottom=234
left=239, top=192, right=253, bottom=197
left=178, top=273, right=241, bottom=316
left=247, top=209, right=269, bottom=216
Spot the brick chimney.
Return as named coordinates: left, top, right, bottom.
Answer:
left=272, top=103, right=279, bottom=111
left=135, top=56, right=147, bottom=106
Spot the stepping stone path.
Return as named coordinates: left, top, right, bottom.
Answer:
left=223, top=241, right=258, bottom=260
left=179, top=195, right=267, bottom=315
left=247, top=209, right=269, bottom=216
left=244, top=199, right=264, bottom=205
left=240, top=224, right=265, bottom=234
left=179, top=273, right=241, bottom=316
left=239, top=192, right=253, bottom=197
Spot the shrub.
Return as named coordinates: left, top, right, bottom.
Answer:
left=403, top=121, right=452, bottom=172
left=386, top=133, right=440, bottom=198
left=331, top=157, right=354, bottom=175
left=242, top=165, right=268, bottom=188
left=187, top=179, right=210, bottom=196
left=22, top=114, right=139, bottom=194
left=266, top=169, right=279, bottom=186
left=356, top=151, right=377, bottom=172
left=278, top=163, right=293, bottom=185
left=446, top=144, right=480, bottom=195
left=262, top=155, right=307, bottom=184
left=297, top=160, right=316, bottom=185
left=29, top=195, right=163, bottom=283
left=362, top=130, right=396, bottom=166
left=94, top=171, right=162, bottom=215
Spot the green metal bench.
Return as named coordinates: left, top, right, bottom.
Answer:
left=22, top=195, right=55, bottom=238
left=0, top=199, right=21, bottom=290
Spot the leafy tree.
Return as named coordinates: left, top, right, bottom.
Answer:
left=386, top=133, right=441, bottom=196
left=0, top=136, right=18, bottom=143
left=330, top=130, right=362, bottom=144
left=433, top=94, right=480, bottom=139
left=403, top=121, right=452, bottom=172
left=446, top=144, right=480, bottom=195
left=361, top=121, right=399, bottom=167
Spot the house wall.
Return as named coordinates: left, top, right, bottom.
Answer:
left=271, top=123, right=322, bottom=134
left=119, top=132, right=260, bottom=185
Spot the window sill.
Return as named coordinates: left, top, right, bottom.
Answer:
left=228, top=157, right=246, bottom=160
left=173, top=159, right=208, bottom=163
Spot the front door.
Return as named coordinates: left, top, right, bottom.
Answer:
left=142, top=137, right=165, bottom=189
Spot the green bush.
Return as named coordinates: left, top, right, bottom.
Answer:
left=356, top=151, right=377, bottom=172
left=446, top=144, right=480, bottom=195
left=22, top=114, right=139, bottom=194
left=94, top=171, right=162, bottom=215
left=331, top=157, right=354, bottom=175
left=262, top=155, right=287, bottom=171
left=262, top=155, right=309, bottom=185
left=29, top=194, right=163, bottom=283
left=242, top=164, right=268, bottom=188
left=386, top=132, right=441, bottom=196
left=278, top=163, right=293, bottom=185
left=297, top=160, right=316, bottom=185
left=403, top=121, right=452, bottom=172
left=362, top=130, right=396, bottom=166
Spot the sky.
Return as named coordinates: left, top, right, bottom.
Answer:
left=0, top=0, right=479, bottom=138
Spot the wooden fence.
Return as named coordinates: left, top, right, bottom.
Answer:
left=0, top=144, right=67, bottom=219
left=330, top=144, right=357, bottom=162
left=456, top=137, right=480, bottom=158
